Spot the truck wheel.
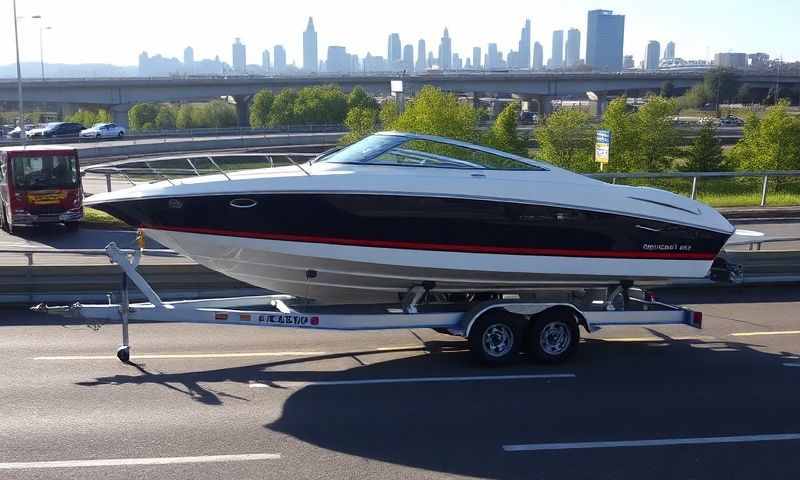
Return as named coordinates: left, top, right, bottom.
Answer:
left=468, top=310, right=523, bottom=366
left=528, top=309, right=580, bottom=364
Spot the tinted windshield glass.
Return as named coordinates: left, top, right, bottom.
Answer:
left=317, top=135, right=405, bottom=164
left=12, top=155, right=78, bottom=190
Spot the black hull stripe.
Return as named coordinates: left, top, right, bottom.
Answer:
left=144, top=225, right=718, bottom=261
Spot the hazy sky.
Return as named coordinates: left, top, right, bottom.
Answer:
left=1, top=0, right=795, bottom=67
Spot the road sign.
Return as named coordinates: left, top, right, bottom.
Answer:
left=595, top=129, right=610, bottom=166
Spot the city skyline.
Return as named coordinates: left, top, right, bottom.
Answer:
left=2, top=0, right=797, bottom=72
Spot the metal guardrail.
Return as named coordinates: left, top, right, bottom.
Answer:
left=0, top=248, right=178, bottom=266
left=590, top=170, right=800, bottom=207
left=0, top=124, right=345, bottom=146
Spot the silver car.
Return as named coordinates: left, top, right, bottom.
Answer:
left=79, top=123, right=126, bottom=139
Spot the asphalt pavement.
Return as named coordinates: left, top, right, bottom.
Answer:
left=1, top=286, right=800, bottom=479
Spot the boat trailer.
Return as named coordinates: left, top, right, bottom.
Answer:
left=33, top=242, right=703, bottom=366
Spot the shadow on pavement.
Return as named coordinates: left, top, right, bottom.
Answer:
left=75, top=333, right=800, bottom=479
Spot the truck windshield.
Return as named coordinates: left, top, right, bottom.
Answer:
left=12, top=155, right=79, bottom=190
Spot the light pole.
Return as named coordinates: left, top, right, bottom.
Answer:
left=12, top=0, right=25, bottom=143
left=31, top=15, right=50, bottom=81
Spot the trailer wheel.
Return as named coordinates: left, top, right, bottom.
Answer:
left=116, top=345, right=130, bottom=363
left=528, top=309, right=580, bottom=364
left=468, top=310, right=523, bottom=366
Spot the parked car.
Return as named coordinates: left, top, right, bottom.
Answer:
left=79, top=122, right=126, bottom=139
left=6, top=124, right=37, bottom=139
left=719, top=115, right=744, bottom=127
left=27, top=122, right=84, bottom=139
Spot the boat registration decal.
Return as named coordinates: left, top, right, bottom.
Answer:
left=258, top=314, right=320, bottom=327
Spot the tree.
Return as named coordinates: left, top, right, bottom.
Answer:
left=704, top=68, right=739, bottom=107
left=340, top=106, right=379, bottom=145
left=636, top=95, right=680, bottom=171
left=268, top=89, right=299, bottom=126
left=154, top=105, right=177, bottom=130
left=601, top=97, right=640, bottom=171
left=249, top=89, right=275, bottom=127
left=347, top=86, right=378, bottom=111
left=204, top=99, right=238, bottom=128
left=731, top=100, right=800, bottom=171
left=379, top=100, right=399, bottom=129
left=683, top=123, right=727, bottom=171
left=176, top=104, right=196, bottom=129
left=389, top=86, right=478, bottom=142
left=535, top=108, right=596, bottom=172
left=660, top=80, right=675, bottom=98
left=128, top=103, right=160, bottom=131
left=482, top=102, right=528, bottom=156
left=293, top=85, right=348, bottom=124
left=676, top=84, right=708, bottom=110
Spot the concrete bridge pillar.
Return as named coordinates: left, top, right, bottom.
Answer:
left=233, top=95, right=252, bottom=127
left=593, top=93, right=610, bottom=118
left=110, top=104, right=132, bottom=128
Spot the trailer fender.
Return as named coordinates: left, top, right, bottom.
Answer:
left=461, top=302, right=588, bottom=338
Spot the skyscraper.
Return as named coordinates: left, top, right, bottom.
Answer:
left=274, top=45, right=287, bottom=73
left=565, top=28, right=581, bottom=67
left=416, top=40, right=427, bottom=71
left=516, top=19, right=531, bottom=69
left=645, top=40, right=661, bottom=70
left=487, top=43, right=499, bottom=69
left=403, top=44, right=414, bottom=72
left=438, top=28, right=452, bottom=70
left=623, top=55, right=635, bottom=69
left=533, top=42, right=543, bottom=70
left=303, top=17, right=318, bottom=73
left=262, top=49, right=271, bottom=72
left=586, top=9, right=625, bottom=72
left=327, top=46, right=350, bottom=73
left=387, top=33, right=402, bottom=66
left=551, top=30, right=564, bottom=69
left=664, top=41, right=676, bottom=61
left=232, top=38, right=246, bottom=73
left=472, top=47, right=482, bottom=69
left=183, top=46, right=194, bottom=69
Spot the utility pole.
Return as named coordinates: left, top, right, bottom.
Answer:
left=12, top=0, right=25, bottom=144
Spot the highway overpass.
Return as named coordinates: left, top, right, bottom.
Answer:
left=1, top=71, right=797, bottom=127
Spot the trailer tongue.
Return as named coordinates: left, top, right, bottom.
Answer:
left=33, top=242, right=703, bottom=366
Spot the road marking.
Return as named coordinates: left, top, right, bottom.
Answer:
left=503, top=433, right=800, bottom=452
left=251, top=373, right=575, bottom=388
left=34, top=351, right=326, bottom=360
left=597, top=335, right=713, bottom=342
left=0, top=453, right=280, bottom=470
left=731, top=330, right=800, bottom=337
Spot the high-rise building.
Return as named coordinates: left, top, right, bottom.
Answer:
left=533, top=42, right=543, bottom=70
left=748, top=52, right=770, bottom=69
left=550, top=30, right=564, bottom=69
left=714, top=52, right=747, bottom=69
left=516, top=19, right=532, bottom=69
left=232, top=38, right=246, bottom=73
left=388, top=33, right=402, bottom=66
left=487, top=43, right=499, bottom=69
left=565, top=29, right=581, bottom=67
left=664, top=41, right=675, bottom=61
left=453, top=53, right=462, bottom=70
left=183, top=47, right=194, bottom=70
left=427, top=51, right=434, bottom=68
left=586, top=9, right=625, bottom=71
left=416, top=40, right=427, bottom=71
left=274, top=45, right=287, bottom=73
left=645, top=41, right=661, bottom=70
left=438, top=28, right=452, bottom=69
left=623, top=55, right=635, bottom=69
left=472, top=47, right=482, bottom=69
left=327, top=46, right=350, bottom=73
left=261, top=49, right=271, bottom=72
left=403, top=44, right=414, bottom=72
left=303, top=17, right=318, bottom=72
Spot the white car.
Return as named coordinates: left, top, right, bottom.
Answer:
left=80, top=123, right=126, bottom=139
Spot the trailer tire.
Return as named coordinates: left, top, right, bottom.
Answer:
left=528, top=308, right=580, bottom=364
left=468, top=310, right=523, bottom=366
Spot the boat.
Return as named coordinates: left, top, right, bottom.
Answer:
left=85, top=132, right=736, bottom=304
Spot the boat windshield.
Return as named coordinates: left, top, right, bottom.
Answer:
left=318, top=135, right=544, bottom=171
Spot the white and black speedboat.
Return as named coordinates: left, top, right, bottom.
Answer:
left=86, top=132, right=735, bottom=304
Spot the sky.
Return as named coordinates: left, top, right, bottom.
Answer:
left=1, top=0, right=796, bottom=68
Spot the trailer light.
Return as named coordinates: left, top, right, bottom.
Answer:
left=215, top=313, right=228, bottom=321
left=691, top=311, right=703, bottom=328
left=239, top=314, right=252, bottom=321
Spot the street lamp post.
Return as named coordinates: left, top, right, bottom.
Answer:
left=12, top=0, right=25, bottom=144
left=31, top=15, right=51, bottom=80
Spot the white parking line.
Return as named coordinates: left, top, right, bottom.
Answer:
left=503, top=433, right=800, bottom=452
left=0, top=453, right=280, bottom=470
left=731, top=330, right=800, bottom=337
left=251, top=373, right=576, bottom=388
left=34, top=351, right=326, bottom=360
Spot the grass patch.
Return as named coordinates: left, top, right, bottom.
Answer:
left=82, top=207, right=130, bottom=229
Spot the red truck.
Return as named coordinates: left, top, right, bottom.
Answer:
left=0, top=146, right=83, bottom=233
